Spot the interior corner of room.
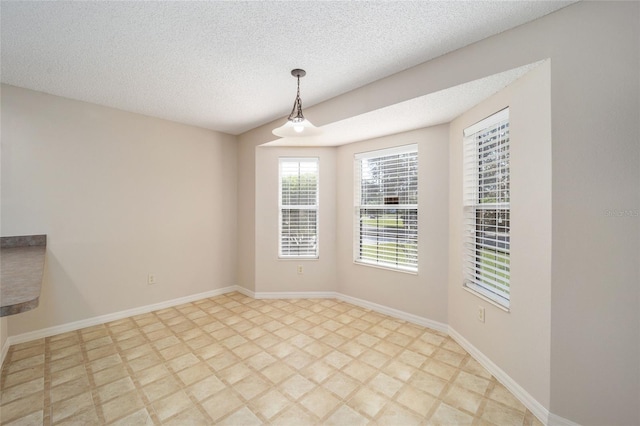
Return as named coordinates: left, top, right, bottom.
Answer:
left=1, top=1, right=638, bottom=425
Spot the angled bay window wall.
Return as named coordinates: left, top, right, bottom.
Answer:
left=463, top=108, right=511, bottom=308
left=354, top=145, right=418, bottom=272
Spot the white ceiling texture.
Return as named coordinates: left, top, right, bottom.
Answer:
left=1, top=1, right=574, bottom=143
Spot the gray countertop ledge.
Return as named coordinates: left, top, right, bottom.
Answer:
left=1, top=235, right=47, bottom=317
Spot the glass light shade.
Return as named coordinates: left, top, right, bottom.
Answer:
left=272, top=119, right=322, bottom=138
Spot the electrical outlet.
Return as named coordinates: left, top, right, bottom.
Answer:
left=477, top=306, right=485, bottom=323
left=148, top=274, right=156, bottom=285
left=297, top=265, right=304, bottom=274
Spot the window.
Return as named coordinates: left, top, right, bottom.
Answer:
left=355, top=145, right=418, bottom=272
left=279, top=158, right=319, bottom=258
left=463, top=108, right=510, bottom=307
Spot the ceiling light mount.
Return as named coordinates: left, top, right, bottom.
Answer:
left=272, top=68, right=321, bottom=138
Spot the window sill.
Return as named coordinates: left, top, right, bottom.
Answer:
left=463, top=283, right=510, bottom=312
left=278, top=256, right=319, bottom=261
left=354, top=260, right=417, bottom=275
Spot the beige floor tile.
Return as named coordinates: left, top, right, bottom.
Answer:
left=50, top=375, right=91, bottom=403
left=430, top=402, right=475, bottom=425
left=232, top=342, right=263, bottom=360
left=454, top=370, right=491, bottom=395
left=395, top=384, right=437, bottom=416
left=86, top=344, right=117, bottom=361
left=480, top=399, right=526, bottom=425
left=233, top=374, right=270, bottom=401
left=488, top=382, right=527, bottom=412
left=3, top=409, right=43, bottom=426
left=271, top=404, right=318, bottom=426
left=283, top=349, right=316, bottom=371
left=369, top=372, right=404, bottom=398
left=377, top=401, right=426, bottom=425
left=408, top=338, right=438, bottom=356
left=166, top=353, right=199, bottom=372
left=8, top=344, right=45, bottom=363
left=50, top=365, right=85, bottom=387
left=201, top=388, right=243, bottom=421
left=161, top=406, right=210, bottom=426
left=217, top=361, right=252, bottom=384
left=301, top=360, right=336, bottom=384
left=206, top=351, right=239, bottom=371
left=342, top=359, right=378, bottom=383
left=461, top=356, right=493, bottom=379
left=175, top=362, right=212, bottom=386
left=54, top=406, right=100, bottom=425
left=347, top=386, right=388, bottom=418
left=95, top=376, right=136, bottom=405
left=324, top=404, right=369, bottom=425
left=261, top=362, right=295, bottom=384
left=246, top=351, right=277, bottom=370
left=108, top=407, right=154, bottom=426
left=88, top=353, right=123, bottom=374
left=383, top=360, right=415, bottom=382
left=0, top=292, right=536, bottom=426
left=322, top=372, right=359, bottom=400
left=143, top=375, right=182, bottom=402
left=280, top=373, right=316, bottom=400
left=218, top=406, right=263, bottom=425
left=134, top=364, right=171, bottom=386
left=433, top=347, right=466, bottom=367
left=422, top=359, right=458, bottom=381
left=160, top=343, right=191, bottom=362
left=299, top=386, right=341, bottom=419
left=49, top=344, right=80, bottom=364
left=186, top=375, right=227, bottom=401
left=152, top=390, right=193, bottom=421
left=51, top=391, right=93, bottom=423
left=92, top=364, right=129, bottom=387
left=324, top=350, right=353, bottom=369
left=1, top=378, right=44, bottom=404
left=49, top=352, right=85, bottom=373
left=411, top=370, right=448, bottom=397
left=250, top=389, right=293, bottom=420
left=443, top=384, right=484, bottom=415
left=0, top=391, right=44, bottom=424
left=122, top=343, right=154, bottom=361
left=3, top=365, right=45, bottom=388
left=100, top=389, right=145, bottom=423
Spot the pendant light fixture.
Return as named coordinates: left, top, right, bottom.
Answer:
left=272, top=69, right=321, bottom=137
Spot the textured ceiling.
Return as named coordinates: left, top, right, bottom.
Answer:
left=1, top=1, right=574, bottom=136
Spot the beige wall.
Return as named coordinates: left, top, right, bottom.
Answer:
left=255, top=147, right=337, bottom=293
left=237, top=2, right=640, bottom=423
left=1, top=85, right=238, bottom=335
left=336, top=127, right=449, bottom=323
left=1, top=1, right=637, bottom=423
left=449, top=62, right=552, bottom=408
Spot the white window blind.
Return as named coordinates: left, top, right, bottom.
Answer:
left=354, top=145, right=418, bottom=272
left=463, top=108, right=510, bottom=307
left=279, top=158, right=319, bottom=258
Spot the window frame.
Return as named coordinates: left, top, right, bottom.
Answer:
left=463, top=108, right=511, bottom=309
left=278, top=157, right=320, bottom=259
left=354, top=144, right=418, bottom=273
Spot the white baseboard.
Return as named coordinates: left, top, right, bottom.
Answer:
left=547, top=413, right=581, bottom=426
left=1, top=337, right=10, bottom=370
left=7, top=285, right=239, bottom=346
left=254, top=291, right=336, bottom=300
left=336, top=293, right=449, bottom=334
left=449, top=327, right=553, bottom=425
left=1, top=285, right=578, bottom=425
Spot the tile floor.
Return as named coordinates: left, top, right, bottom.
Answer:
left=0, top=292, right=543, bottom=425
